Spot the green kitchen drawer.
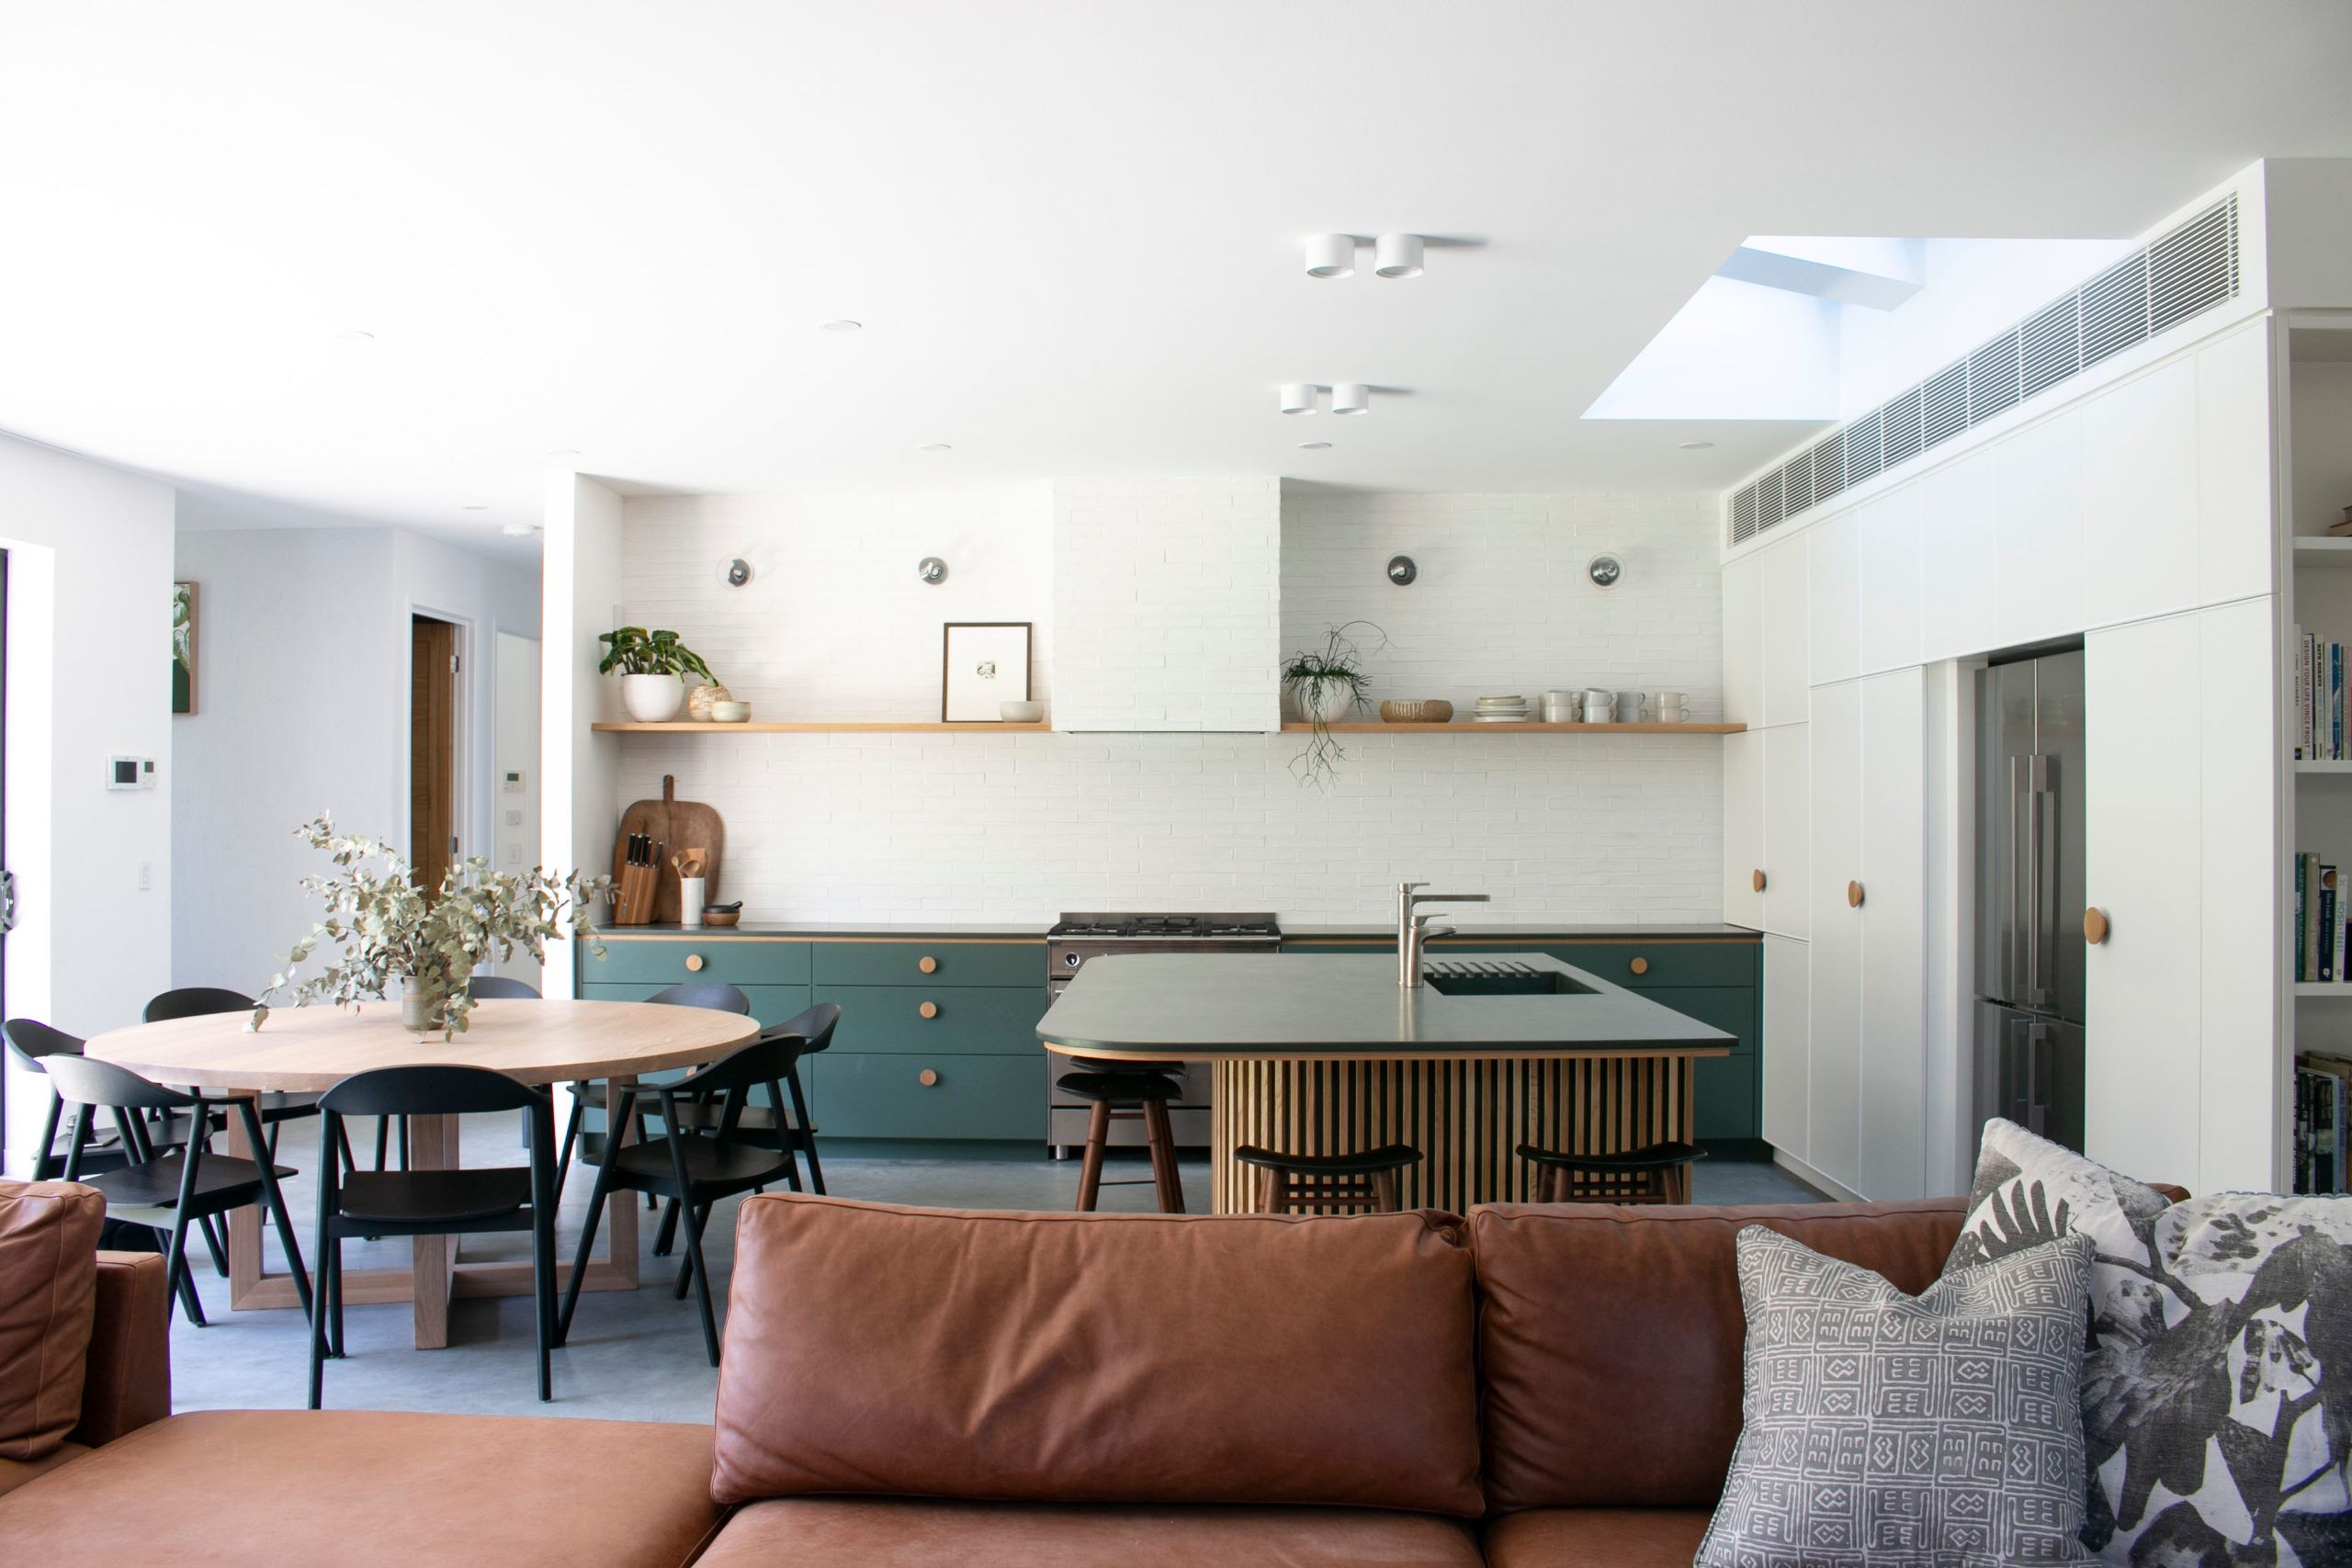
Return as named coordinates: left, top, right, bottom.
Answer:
left=813, top=940, right=1042, bottom=988
left=811, top=1053, right=1044, bottom=1140
left=1694, top=1055, right=1760, bottom=1142
left=1547, top=942, right=1758, bottom=991
left=578, top=981, right=812, bottom=1031
left=817, top=984, right=1047, bottom=1056
left=581, top=936, right=810, bottom=988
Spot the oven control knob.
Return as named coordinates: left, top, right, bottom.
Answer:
left=1063, top=953, right=1082, bottom=968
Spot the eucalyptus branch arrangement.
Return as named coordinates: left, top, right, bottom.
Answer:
left=252, top=816, right=611, bottom=1038
left=1282, top=620, right=1387, bottom=786
left=596, top=626, right=718, bottom=682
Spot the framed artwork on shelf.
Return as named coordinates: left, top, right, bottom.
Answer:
left=941, top=622, right=1033, bottom=723
left=172, top=581, right=197, bottom=715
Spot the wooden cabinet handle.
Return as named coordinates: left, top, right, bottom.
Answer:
left=918, top=955, right=939, bottom=974
left=2084, top=907, right=2109, bottom=945
left=918, top=1000, right=940, bottom=1020
left=1847, top=881, right=1864, bottom=908
left=684, top=953, right=706, bottom=973
left=918, top=1068, right=940, bottom=1087
left=1629, top=956, right=1649, bottom=976
left=1751, top=869, right=1767, bottom=894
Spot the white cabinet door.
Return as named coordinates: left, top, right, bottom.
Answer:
left=1807, top=681, right=1863, bottom=1191
left=1763, top=722, right=1811, bottom=940
left=1858, top=667, right=1928, bottom=1201
left=1995, top=409, right=2087, bottom=649
left=1857, top=486, right=1923, bottom=675
left=1808, top=510, right=1862, bottom=688
left=1761, top=934, right=1810, bottom=1157
left=2084, top=614, right=2204, bottom=1185
left=1724, top=553, right=1764, bottom=728
left=2196, top=597, right=2278, bottom=1192
left=1724, top=729, right=1764, bottom=930
left=1759, top=537, right=1811, bottom=727
left=2083, top=355, right=2199, bottom=628
left=2197, top=322, right=2275, bottom=607
left=1918, top=447, right=1999, bottom=663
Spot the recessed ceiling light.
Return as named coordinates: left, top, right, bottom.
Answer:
left=920, top=444, right=952, bottom=452
left=334, top=329, right=375, bottom=344
left=820, top=319, right=863, bottom=333
left=460, top=503, right=489, bottom=511
left=502, top=522, right=540, bottom=538
left=547, top=446, right=580, bottom=458
left=1297, top=441, right=1333, bottom=450
left=1678, top=439, right=1715, bottom=450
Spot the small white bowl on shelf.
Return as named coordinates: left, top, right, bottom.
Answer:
left=708, top=701, right=752, bottom=723
left=1000, top=701, right=1046, bottom=723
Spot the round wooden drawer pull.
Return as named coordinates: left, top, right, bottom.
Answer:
left=1629, top=956, right=1649, bottom=976
left=2084, top=908, right=2109, bottom=945
left=918, top=1068, right=940, bottom=1087
left=1751, top=869, right=1767, bottom=894
left=1847, top=881, right=1865, bottom=908
left=684, top=953, right=706, bottom=973
left=918, top=1000, right=940, bottom=1020
left=918, top=955, right=939, bottom=974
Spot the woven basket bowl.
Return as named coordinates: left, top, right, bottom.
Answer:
left=1378, top=699, right=1455, bottom=724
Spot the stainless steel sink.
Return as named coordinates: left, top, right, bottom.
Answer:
left=1421, top=961, right=1595, bottom=997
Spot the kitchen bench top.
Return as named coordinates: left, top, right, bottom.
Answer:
left=593, top=921, right=1759, bottom=942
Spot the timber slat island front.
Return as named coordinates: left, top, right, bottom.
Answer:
left=1036, top=951, right=1734, bottom=1213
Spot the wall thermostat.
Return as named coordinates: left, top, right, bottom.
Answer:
left=107, top=755, right=157, bottom=791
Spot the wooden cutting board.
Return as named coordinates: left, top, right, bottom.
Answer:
left=611, top=774, right=725, bottom=924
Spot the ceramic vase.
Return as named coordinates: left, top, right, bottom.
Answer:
left=621, top=673, right=685, bottom=723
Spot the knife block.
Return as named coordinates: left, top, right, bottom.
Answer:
left=613, top=861, right=661, bottom=926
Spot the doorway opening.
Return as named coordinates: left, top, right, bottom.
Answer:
left=410, top=615, right=460, bottom=894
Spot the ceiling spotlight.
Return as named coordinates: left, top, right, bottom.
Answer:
left=820, top=319, right=863, bottom=333
left=920, top=443, right=953, bottom=452
left=1374, top=233, right=1425, bottom=278
left=1279, top=382, right=1320, bottom=415
left=1330, top=383, right=1372, bottom=416
left=1678, top=440, right=1716, bottom=450
left=460, top=503, right=488, bottom=511
left=334, top=329, right=375, bottom=344
left=502, top=522, right=540, bottom=538
left=1297, top=441, right=1333, bottom=450
left=1304, top=233, right=1355, bottom=279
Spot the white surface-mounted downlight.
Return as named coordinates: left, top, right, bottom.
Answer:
left=1678, top=439, right=1715, bottom=450
left=1330, top=383, right=1372, bottom=416
left=502, top=522, right=539, bottom=538
left=1374, top=233, right=1424, bottom=278
left=819, top=319, right=862, bottom=332
left=1297, top=441, right=1332, bottom=450
left=1304, top=233, right=1355, bottom=278
left=1280, top=383, right=1319, bottom=415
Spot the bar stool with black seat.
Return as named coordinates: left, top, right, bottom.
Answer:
left=1057, top=1057, right=1186, bottom=1213
left=1516, top=1140, right=1707, bottom=1205
left=1234, top=1143, right=1422, bottom=1214
left=308, top=1066, right=559, bottom=1406
left=44, top=1052, right=312, bottom=1327
left=145, top=987, right=350, bottom=1173
left=555, top=1030, right=807, bottom=1366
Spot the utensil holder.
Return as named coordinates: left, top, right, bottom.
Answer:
left=680, top=876, right=707, bottom=928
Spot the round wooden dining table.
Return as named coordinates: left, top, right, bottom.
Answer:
left=85, top=998, right=760, bottom=1349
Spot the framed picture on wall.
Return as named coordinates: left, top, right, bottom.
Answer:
left=172, top=581, right=197, bottom=715
left=941, top=622, right=1032, bottom=723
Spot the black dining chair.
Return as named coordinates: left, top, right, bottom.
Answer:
left=46, top=1052, right=311, bottom=1327
left=556, top=980, right=752, bottom=1195
left=556, top=1030, right=807, bottom=1365
left=144, top=987, right=350, bottom=1174
left=465, top=976, right=541, bottom=1000
left=649, top=1001, right=833, bottom=1258
left=309, top=1066, right=559, bottom=1406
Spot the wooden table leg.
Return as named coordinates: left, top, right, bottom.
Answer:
left=220, top=1093, right=265, bottom=1308
left=605, top=1079, right=639, bottom=1280
left=409, top=1112, right=462, bottom=1348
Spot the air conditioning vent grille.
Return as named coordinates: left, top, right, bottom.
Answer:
left=1724, top=193, right=2241, bottom=547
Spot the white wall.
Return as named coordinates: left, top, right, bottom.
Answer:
left=0, top=433, right=175, bottom=1176
left=170, top=523, right=537, bottom=992
left=541, top=472, right=624, bottom=998
left=598, top=486, right=1724, bottom=925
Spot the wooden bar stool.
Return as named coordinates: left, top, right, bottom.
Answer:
left=1234, top=1144, right=1421, bottom=1214
left=1517, top=1140, right=1706, bottom=1205
left=1057, top=1066, right=1186, bottom=1213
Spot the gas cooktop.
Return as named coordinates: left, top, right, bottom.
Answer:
left=1047, top=912, right=1282, bottom=941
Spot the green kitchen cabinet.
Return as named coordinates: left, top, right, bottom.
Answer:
left=811, top=1052, right=1045, bottom=1141
left=1643, top=984, right=1760, bottom=1143
left=815, top=985, right=1047, bottom=1057
left=576, top=980, right=812, bottom=1031
left=580, top=938, right=810, bottom=988
left=812, top=941, right=1041, bottom=988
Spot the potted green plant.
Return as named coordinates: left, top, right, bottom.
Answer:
left=253, top=817, right=611, bottom=1038
left=598, top=626, right=719, bottom=723
left=1282, top=620, right=1385, bottom=785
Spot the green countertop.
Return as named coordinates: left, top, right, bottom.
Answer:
left=1035, top=951, right=1737, bottom=1060
left=594, top=921, right=1759, bottom=941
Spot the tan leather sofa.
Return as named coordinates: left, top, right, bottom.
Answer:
left=0, top=1188, right=2011, bottom=1565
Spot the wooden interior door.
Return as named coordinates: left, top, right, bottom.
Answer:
left=411, top=616, right=456, bottom=895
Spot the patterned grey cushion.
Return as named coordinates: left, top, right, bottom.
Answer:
left=1696, top=1225, right=2096, bottom=1568
left=1948, top=1117, right=2352, bottom=1566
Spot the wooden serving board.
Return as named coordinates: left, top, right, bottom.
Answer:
left=610, top=774, right=725, bottom=924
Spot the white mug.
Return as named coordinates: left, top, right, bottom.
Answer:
left=1582, top=694, right=1613, bottom=723
left=1654, top=691, right=1688, bottom=723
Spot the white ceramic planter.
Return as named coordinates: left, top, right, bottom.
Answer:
left=1300, top=682, right=1357, bottom=725
left=621, top=673, right=685, bottom=723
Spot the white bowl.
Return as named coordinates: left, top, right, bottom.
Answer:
left=1000, top=701, right=1046, bottom=723
left=709, top=701, right=752, bottom=723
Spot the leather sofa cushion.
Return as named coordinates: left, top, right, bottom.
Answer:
left=72, top=1253, right=169, bottom=1447
left=0, top=1180, right=105, bottom=1461
left=699, top=1496, right=1487, bottom=1567
left=0, top=1440, right=88, bottom=1500
left=1481, top=1507, right=1712, bottom=1568
left=1470, top=1199, right=1965, bottom=1511
left=0, top=1410, right=723, bottom=1567
left=713, top=1196, right=1484, bottom=1516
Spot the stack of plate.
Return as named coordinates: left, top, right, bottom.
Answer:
left=1473, top=694, right=1532, bottom=724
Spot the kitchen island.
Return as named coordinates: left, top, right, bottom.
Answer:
left=1037, top=950, right=1735, bottom=1212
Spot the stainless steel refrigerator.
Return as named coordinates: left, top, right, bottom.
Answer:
left=1974, top=649, right=2087, bottom=1151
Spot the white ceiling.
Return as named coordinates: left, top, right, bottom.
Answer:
left=4, top=1, right=2350, bottom=556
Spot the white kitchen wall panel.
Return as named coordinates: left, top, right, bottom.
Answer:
left=1806, top=679, right=1864, bottom=1190
left=1994, top=408, right=2088, bottom=649
left=2083, top=355, right=2200, bottom=627
left=2196, top=595, right=2278, bottom=1193
left=1722, top=553, right=1762, bottom=727
left=1723, top=729, right=1762, bottom=928
left=1856, top=486, right=1924, bottom=675
left=1805, top=511, right=1861, bottom=688
left=1916, top=447, right=2001, bottom=664
left=1761, top=934, right=1810, bottom=1156
left=2196, top=321, right=2277, bottom=605
left=1856, top=667, right=1928, bottom=1201
left=1758, top=537, right=1810, bottom=727
left=1763, top=723, right=1811, bottom=941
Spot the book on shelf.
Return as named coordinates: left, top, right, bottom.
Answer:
left=2293, top=629, right=2352, bottom=761
left=2297, top=1053, right=2352, bottom=1194
left=2322, top=865, right=2339, bottom=983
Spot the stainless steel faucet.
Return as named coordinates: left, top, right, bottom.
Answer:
left=1397, top=881, right=1490, bottom=986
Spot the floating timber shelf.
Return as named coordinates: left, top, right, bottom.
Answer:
left=592, top=721, right=1053, bottom=733
left=1278, top=721, right=1747, bottom=734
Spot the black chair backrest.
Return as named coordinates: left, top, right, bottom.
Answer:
left=775, top=1001, right=841, bottom=1052
left=465, top=976, right=541, bottom=1000
left=40, top=1053, right=203, bottom=1111
left=2, top=1017, right=85, bottom=1067
left=645, top=981, right=752, bottom=1014
left=319, top=1064, right=543, bottom=1120
left=143, top=987, right=257, bottom=1023
left=663, top=1033, right=805, bottom=1100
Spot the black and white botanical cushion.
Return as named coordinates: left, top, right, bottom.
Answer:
left=1696, top=1225, right=2096, bottom=1568
left=1949, top=1117, right=2352, bottom=1566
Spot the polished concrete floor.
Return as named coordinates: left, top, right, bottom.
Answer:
left=164, top=1118, right=1824, bottom=1424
